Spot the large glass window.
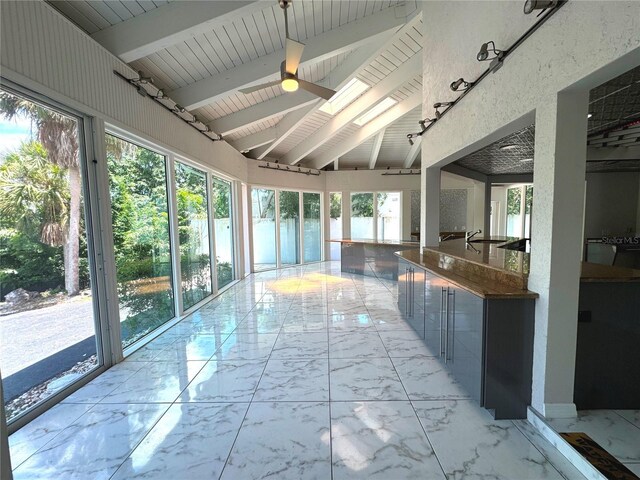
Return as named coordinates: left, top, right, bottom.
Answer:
left=351, top=192, right=374, bottom=239
left=524, top=185, right=533, bottom=238
left=212, top=177, right=234, bottom=289
left=506, top=186, right=522, bottom=237
left=279, top=191, right=300, bottom=266
left=377, top=192, right=401, bottom=241
left=251, top=188, right=276, bottom=271
left=106, top=134, right=175, bottom=349
left=329, top=192, right=342, bottom=259
left=303, top=192, right=322, bottom=262
left=0, top=88, right=101, bottom=423
left=175, top=162, right=211, bottom=310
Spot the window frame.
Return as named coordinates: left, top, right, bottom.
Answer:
left=0, top=79, right=111, bottom=433
left=249, top=185, right=325, bottom=272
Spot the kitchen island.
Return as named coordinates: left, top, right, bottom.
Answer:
left=396, top=237, right=537, bottom=419
left=395, top=237, right=640, bottom=417
left=328, top=238, right=420, bottom=280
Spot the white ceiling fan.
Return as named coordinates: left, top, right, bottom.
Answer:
left=238, top=0, right=337, bottom=100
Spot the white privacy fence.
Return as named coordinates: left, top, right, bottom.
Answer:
left=252, top=218, right=322, bottom=265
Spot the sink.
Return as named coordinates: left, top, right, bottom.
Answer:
left=469, top=239, right=504, bottom=244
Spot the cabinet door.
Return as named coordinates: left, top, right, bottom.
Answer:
left=449, top=286, right=484, bottom=403
left=424, top=272, right=445, bottom=357
left=397, top=259, right=410, bottom=319
left=409, top=267, right=426, bottom=338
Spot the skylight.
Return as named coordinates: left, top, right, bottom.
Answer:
left=319, top=78, right=369, bottom=115
left=353, top=97, right=397, bottom=126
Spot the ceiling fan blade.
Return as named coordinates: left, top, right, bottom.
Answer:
left=285, top=38, right=305, bottom=74
left=298, top=79, right=336, bottom=100
left=239, top=80, right=282, bottom=95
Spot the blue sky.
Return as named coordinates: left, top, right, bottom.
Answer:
left=0, top=113, right=34, bottom=157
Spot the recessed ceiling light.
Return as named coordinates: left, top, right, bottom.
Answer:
left=319, top=78, right=369, bottom=115
left=587, top=113, right=593, bottom=119
left=520, top=158, right=533, bottom=162
left=499, top=144, right=517, bottom=150
left=353, top=97, right=397, bottom=126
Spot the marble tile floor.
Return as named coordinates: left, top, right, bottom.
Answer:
left=547, top=409, right=640, bottom=475
left=9, top=261, right=588, bottom=480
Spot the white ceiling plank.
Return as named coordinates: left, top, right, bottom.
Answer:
left=306, top=96, right=421, bottom=170
left=209, top=93, right=318, bottom=136
left=168, top=6, right=409, bottom=110
left=369, top=129, right=386, bottom=169
left=91, top=1, right=268, bottom=62
left=255, top=10, right=421, bottom=160
left=230, top=129, right=276, bottom=153
left=280, top=52, right=421, bottom=165
left=251, top=38, right=391, bottom=159
left=403, top=136, right=422, bottom=168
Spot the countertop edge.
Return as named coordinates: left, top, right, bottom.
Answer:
left=395, top=250, right=539, bottom=300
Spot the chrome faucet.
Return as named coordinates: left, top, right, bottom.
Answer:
left=465, top=229, right=482, bottom=242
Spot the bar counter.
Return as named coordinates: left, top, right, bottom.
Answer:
left=328, top=238, right=419, bottom=280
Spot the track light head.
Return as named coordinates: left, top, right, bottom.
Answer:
left=450, top=78, right=472, bottom=91
left=433, top=101, right=454, bottom=109
left=136, top=70, right=153, bottom=84
left=408, top=138, right=414, bottom=146
left=524, top=0, right=557, bottom=14
left=477, top=41, right=502, bottom=62
left=135, top=85, right=148, bottom=97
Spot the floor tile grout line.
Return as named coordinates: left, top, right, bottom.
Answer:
left=217, top=270, right=297, bottom=480
left=511, top=419, right=580, bottom=480
left=611, top=409, right=640, bottom=432
left=359, top=272, right=449, bottom=479
left=326, top=287, right=335, bottom=480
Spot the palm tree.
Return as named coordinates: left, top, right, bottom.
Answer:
left=0, top=91, right=81, bottom=296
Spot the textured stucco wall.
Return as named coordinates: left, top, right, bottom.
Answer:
left=420, top=1, right=640, bottom=168
left=419, top=0, right=640, bottom=417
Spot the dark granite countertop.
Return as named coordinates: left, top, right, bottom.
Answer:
left=396, top=247, right=538, bottom=300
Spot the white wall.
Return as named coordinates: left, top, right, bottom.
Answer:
left=584, top=172, right=640, bottom=237
left=441, top=171, right=485, bottom=233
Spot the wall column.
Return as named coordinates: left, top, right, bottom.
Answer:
left=484, top=180, right=492, bottom=235
left=529, top=90, right=589, bottom=418
left=422, top=166, right=441, bottom=247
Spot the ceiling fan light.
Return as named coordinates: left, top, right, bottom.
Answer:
left=282, top=78, right=299, bottom=92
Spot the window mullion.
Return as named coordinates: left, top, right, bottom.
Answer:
left=166, top=154, right=183, bottom=316
left=207, top=173, right=218, bottom=295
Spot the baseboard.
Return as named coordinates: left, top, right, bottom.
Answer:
left=542, top=402, right=578, bottom=419
left=527, top=407, right=607, bottom=480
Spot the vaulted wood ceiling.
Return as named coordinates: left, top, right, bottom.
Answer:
left=48, top=0, right=423, bottom=170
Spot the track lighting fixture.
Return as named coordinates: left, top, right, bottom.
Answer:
left=476, top=41, right=503, bottom=62
left=114, top=70, right=224, bottom=143
left=523, top=0, right=557, bottom=14
left=433, top=101, right=455, bottom=109
left=450, top=78, right=472, bottom=91
left=135, top=71, right=153, bottom=84
left=135, top=85, right=148, bottom=97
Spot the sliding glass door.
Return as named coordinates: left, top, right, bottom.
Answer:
left=303, top=192, right=322, bottom=262
left=0, top=87, right=102, bottom=424
left=106, top=135, right=175, bottom=349
left=175, top=161, right=212, bottom=310
left=252, top=188, right=277, bottom=271
left=279, top=191, right=300, bottom=266
left=377, top=192, right=401, bottom=241
left=212, top=177, right=234, bottom=289
left=351, top=192, right=375, bottom=239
